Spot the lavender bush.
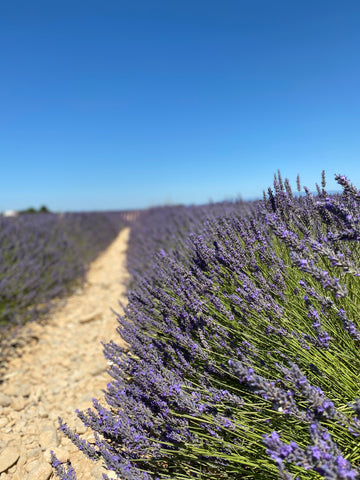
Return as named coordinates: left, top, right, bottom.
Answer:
left=0, top=211, right=126, bottom=358
left=56, top=173, right=360, bottom=479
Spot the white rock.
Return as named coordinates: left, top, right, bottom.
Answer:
left=105, top=471, right=118, bottom=479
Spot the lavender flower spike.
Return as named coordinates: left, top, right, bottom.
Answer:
left=51, top=451, right=78, bottom=480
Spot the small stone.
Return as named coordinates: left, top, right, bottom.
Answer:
left=74, top=418, right=87, bottom=435
left=29, top=386, right=43, bottom=403
left=44, top=447, right=69, bottom=464
left=27, top=447, right=41, bottom=459
left=93, top=462, right=117, bottom=480
left=0, top=393, right=11, bottom=407
left=85, top=433, right=96, bottom=444
left=105, top=471, right=118, bottom=479
left=11, top=397, right=26, bottom=412
left=0, top=446, right=20, bottom=473
left=26, top=462, right=52, bottom=480
left=37, top=405, right=48, bottom=418
left=39, top=425, right=58, bottom=450
left=79, top=311, right=101, bottom=324
left=25, top=460, right=40, bottom=473
left=6, top=382, right=31, bottom=397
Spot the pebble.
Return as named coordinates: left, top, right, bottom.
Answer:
left=91, top=466, right=118, bottom=480
left=24, top=460, right=39, bottom=473
left=37, top=405, right=48, bottom=418
left=105, top=471, right=118, bottom=479
left=39, top=425, right=59, bottom=451
left=79, top=311, right=102, bottom=324
left=85, top=432, right=96, bottom=444
left=74, top=418, right=88, bottom=435
left=11, top=398, right=26, bottom=412
left=6, top=383, right=31, bottom=398
left=26, top=462, right=52, bottom=480
left=44, top=446, right=70, bottom=464
left=27, top=447, right=41, bottom=459
left=0, top=393, right=11, bottom=407
left=0, top=447, right=20, bottom=473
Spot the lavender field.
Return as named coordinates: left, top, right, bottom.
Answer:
left=3, top=1, right=360, bottom=478
left=3, top=172, right=360, bottom=480
left=51, top=172, right=360, bottom=480
left=0, top=211, right=126, bottom=360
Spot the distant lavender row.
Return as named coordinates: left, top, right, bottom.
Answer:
left=0, top=211, right=127, bottom=355
left=55, top=173, right=360, bottom=479
left=126, top=200, right=257, bottom=284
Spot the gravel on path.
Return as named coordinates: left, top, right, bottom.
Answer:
left=0, top=227, right=130, bottom=480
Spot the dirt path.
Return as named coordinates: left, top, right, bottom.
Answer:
left=0, top=227, right=130, bottom=480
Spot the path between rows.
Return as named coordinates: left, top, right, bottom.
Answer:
left=0, top=227, right=130, bottom=480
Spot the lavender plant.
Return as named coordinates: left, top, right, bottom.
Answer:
left=56, top=173, right=360, bottom=479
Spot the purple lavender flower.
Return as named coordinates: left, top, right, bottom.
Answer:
left=264, top=423, right=359, bottom=479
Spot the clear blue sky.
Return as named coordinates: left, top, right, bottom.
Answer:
left=1, top=1, right=360, bottom=212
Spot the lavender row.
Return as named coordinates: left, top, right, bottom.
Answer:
left=56, top=173, right=360, bottom=479
left=126, top=200, right=257, bottom=284
left=0, top=211, right=126, bottom=358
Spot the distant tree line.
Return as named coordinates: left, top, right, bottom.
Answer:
left=19, top=205, right=51, bottom=214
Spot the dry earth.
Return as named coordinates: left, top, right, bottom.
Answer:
left=0, top=227, right=130, bottom=480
